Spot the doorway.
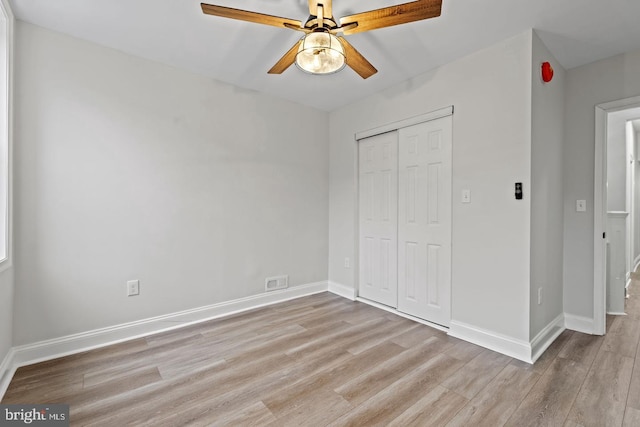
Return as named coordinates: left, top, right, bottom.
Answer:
left=594, top=96, right=640, bottom=334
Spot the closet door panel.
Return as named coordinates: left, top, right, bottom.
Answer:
left=358, top=131, right=398, bottom=308
left=398, top=117, right=452, bottom=326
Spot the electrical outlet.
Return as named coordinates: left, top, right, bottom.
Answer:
left=127, top=280, right=140, bottom=297
left=537, top=287, right=543, bottom=305
left=344, top=257, right=350, bottom=268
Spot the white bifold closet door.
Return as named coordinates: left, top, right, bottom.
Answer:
left=358, top=131, right=399, bottom=308
left=358, top=115, right=452, bottom=327
left=397, top=117, right=452, bottom=327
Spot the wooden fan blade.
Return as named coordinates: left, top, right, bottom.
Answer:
left=308, top=0, right=332, bottom=18
left=339, top=37, right=377, bottom=79
left=268, top=40, right=302, bottom=74
left=201, top=3, right=303, bottom=30
left=339, top=0, right=441, bottom=35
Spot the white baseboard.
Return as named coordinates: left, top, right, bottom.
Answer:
left=0, top=347, right=16, bottom=401
left=328, top=281, right=356, bottom=301
left=1, top=281, right=328, bottom=400
left=449, top=320, right=532, bottom=363
left=606, top=311, right=627, bottom=316
left=530, top=314, right=565, bottom=363
left=564, top=313, right=595, bottom=334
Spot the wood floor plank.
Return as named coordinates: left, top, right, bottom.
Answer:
left=146, top=307, right=276, bottom=345
left=446, top=364, right=539, bottom=426
left=338, top=306, right=398, bottom=327
left=623, top=407, right=640, bottom=427
left=601, top=316, right=640, bottom=358
left=293, top=302, right=382, bottom=329
left=328, top=353, right=463, bottom=426
left=7, top=338, right=150, bottom=383
left=83, top=365, right=161, bottom=389
left=142, top=350, right=354, bottom=426
left=208, top=401, right=277, bottom=427
left=222, top=320, right=344, bottom=364
left=530, top=329, right=574, bottom=375
left=78, top=350, right=298, bottom=425
left=387, top=385, right=468, bottom=427
left=440, top=349, right=512, bottom=399
left=345, top=321, right=420, bottom=355
left=201, top=323, right=307, bottom=361
left=70, top=367, right=163, bottom=410
left=142, top=314, right=359, bottom=425
left=624, top=278, right=640, bottom=320
left=1, top=373, right=84, bottom=404
left=73, top=359, right=248, bottom=425
left=262, top=341, right=407, bottom=415
left=264, top=387, right=353, bottom=426
left=558, top=331, right=604, bottom=368
left=389, top=324, right=442, bottom=348
left=82, top=334, right=206, bottom=383
left=156, top=354, right=227, bottom=380
left=509, top=329, right=574, bottom=376
left=505, top=357, right=589, bottom=427
left=625, top=338, right=640, bottom=410
left=284, top=317, right=389, bottom=358
left=566, top=350, right=634, bottom=427
left=334, top=336, right=456, bottom=406
left=444, top=339, right=485, bottom=362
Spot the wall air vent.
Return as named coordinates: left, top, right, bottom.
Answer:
left=265, top=275, right=289, bottom=292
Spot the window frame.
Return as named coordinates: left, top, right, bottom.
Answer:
left=0, top=0, right=13, bottom=273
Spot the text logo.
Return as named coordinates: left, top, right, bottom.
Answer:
left=0, top=405, right=69, bottom=426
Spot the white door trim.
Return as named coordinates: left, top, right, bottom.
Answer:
left=594, top=95, right=640, bottom=335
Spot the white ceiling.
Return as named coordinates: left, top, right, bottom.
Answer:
left=10, top=0, right=640, bottom=111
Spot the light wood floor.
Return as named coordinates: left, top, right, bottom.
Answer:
left=4, top=283, right=640, bottom=427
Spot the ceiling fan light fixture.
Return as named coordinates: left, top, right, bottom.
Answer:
left=295, top=30, right=346, bottom=75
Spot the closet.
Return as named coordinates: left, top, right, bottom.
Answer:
left=358, top=112, right=452, bottom=327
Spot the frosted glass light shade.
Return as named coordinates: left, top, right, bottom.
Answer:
left=295, top=31, right=346, bottom=75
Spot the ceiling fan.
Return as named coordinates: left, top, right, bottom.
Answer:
left=200, top=0, right=443, bottom=79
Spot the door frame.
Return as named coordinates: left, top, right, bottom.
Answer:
left=354, top=106, right=454, bottom=323
left=594, top=95, right=640, bottom=335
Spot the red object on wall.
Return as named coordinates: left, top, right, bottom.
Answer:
left=541, top=61, right=554, bottom=83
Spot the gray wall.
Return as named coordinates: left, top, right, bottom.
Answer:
left=329, top=31, right=533, bottom=342
left=13, top=22, right=330, bottom=345
left=12, top=19, right=640, bottom=351
left=606, top=114, right=628, bottom=212
left=563, top=48, right=640, bottom=319
left=530, top=32, right=565, bottom=338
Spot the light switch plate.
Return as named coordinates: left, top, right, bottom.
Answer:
left=576, top=200, right=586, bottom=212
left=461, top=189, right=471, bottom=203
